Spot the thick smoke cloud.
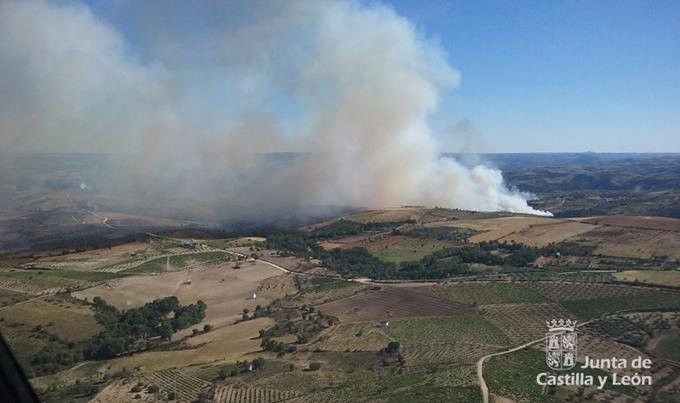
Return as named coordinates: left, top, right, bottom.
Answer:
left=0, top=0, right=551, bottom=217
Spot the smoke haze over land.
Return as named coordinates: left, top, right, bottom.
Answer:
left=0, top=0, right=550, bottom=217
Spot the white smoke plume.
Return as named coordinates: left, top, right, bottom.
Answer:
left=0, top=0, right=551, bottom=217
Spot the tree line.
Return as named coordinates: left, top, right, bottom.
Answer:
left=85, top=296, right=206, bottom=359
left=266, top=228, right=599, bottom=280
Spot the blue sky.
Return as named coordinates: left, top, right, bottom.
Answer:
left=83, top=0, right=680, bottom=153
left=387, top=0, right=680, bottom=152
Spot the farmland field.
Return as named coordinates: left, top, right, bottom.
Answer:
left=614, top=270, right=680, bottom=287
left=344, top=208, right=424, bottom=224
left=0, top=296, right=100, bottom=341
left=295, top=276, right=367, bottom=305
left=497, top=220, right=597, bottom=247
left=121, top=251, right=231, bottom=274
left=105, top=317, right=274, bottom=374
left=426, top=216, right=561, bottom=243
left=365, top=236, right=455, bottom=263
left=74, top=261, right=285, bottom=330
left=433, top=282, right=545, bottom=305
left=142, top=369, right=211, bottom=402
left=579, top=215, right=680, bottom=232
left=573, top=226, right=680, bottom=260
left=561, top=290, right=680, bottom=319
left=0, top=288, right=30, bottom=307
left=214, top=385, right=299, bottom=403
left=316, top=286, right=473, bottom=322
left=314, top=322, right=392, bottom=351
left=385, top=316, right=509, bottom=346
left=2, top=206, right=680, bottom=402
left=0, top=269, right=127, bottom=294
left=522, top=281, right=647, bottom=302
left=480, top=303, right=573, bottom=343
left=485, top=347, right=637, bottom=402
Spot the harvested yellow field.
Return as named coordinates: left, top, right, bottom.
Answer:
left=579, top=226, right=680, bottom=260
left=499, top=221, right=598, bottom=246
left=74, top=261, right=285, bottom=329
left=107, top=317, right=274, bottom=373
left=426, top=216, right=561, bottom=243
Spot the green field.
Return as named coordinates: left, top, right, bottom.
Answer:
left=561, top=291, right=680, bottom=319
left=369, top=238, right=454, bottom=263
left=386, top=316, right=510, bottom=346
left=433, top=282, right=546, bottom=305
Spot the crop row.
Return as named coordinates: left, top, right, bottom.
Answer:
left=522, top=281, right=644, bottom=302
left=141, top=369, right=209, bottom=402
left=404, top=341, right=500, bottom=365
left=481, top=303, right=572, bottom=344
left=214, top=385, right=299, bottom=403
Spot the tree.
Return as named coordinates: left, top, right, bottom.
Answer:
left=386, top=341, right=400, bottom=355
left=252, top=357, right=266, bottom=370
left=308, top=362, right=322, bottom=371
left=159, top=321, right=174, bottom=341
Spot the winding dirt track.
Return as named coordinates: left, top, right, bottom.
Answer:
left=476, top=317, right=599, bottom=403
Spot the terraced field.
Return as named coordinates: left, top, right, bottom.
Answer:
left=141, top=369, right=210, bottom=402
left=214, top=385, right=299, bottom=403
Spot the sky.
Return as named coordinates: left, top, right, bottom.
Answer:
left=387, top=0, right=680, bottom=152
left=3, top=0, right=680, bottom=153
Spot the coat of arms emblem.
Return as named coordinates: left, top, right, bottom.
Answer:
left=546, top=319, right=577, bottom=370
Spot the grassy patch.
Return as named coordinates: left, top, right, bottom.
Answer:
left=434, top=282, right=546, bottom=305
left=561, top=291, right=680, bottom=319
